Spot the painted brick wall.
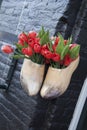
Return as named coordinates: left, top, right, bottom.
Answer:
left=0, top=0, right=87, bottom=130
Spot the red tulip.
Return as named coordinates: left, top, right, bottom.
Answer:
left=52, top=44, right=56, bottom=52
left=64, top=54, right=72, bottom=66
left=69, top=43, right=77, bottom=49
left=52, top=37, right=60, bottom=52
left=28, top=31, right=37, bottom=39
left=34, top=44, right=41, bottom=53
left=54, top=37, right=59, bottom=46
left=1, top=45, right=14, bottom=54
left=64, top=40, right=68, bottom=45
left=28, top=39, right=35, bottom=48
left=18, top=39, right=25, bottom=46
left=42, top=44, right=49, bottom=50
left=18, top=32, right=28, bottom=43
left=22, top=47, right=33, bottom=56
left=34, top=38, right=40, bottom=44
left=43, top=50, right=52, bottom=59
left=52, top=53, right=60, bottom=62
left=41, top=45, right=49, bottom=57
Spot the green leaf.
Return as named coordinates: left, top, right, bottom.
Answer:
left=38, top=26, right=50, bottom=45
left=16, top=44, right=23, bottom=50
left=24, top=42, right=28, bottom=48
left=38, top=26, right=45, bottom=38
left=67, top=36, right=72, bottom=45
left=40, top=31, right=50, bottom=45
left=16, top=42, right=28, bottom=52
left=70, top=45, right=80, bottom=59
left=58, top=33, right=64, bottom=43
left=61, top=45, right=69, bottom=60
left=14, top=49, right=22, bottom=55
left=56, top=33, right=64, bottom=54
left=12, top=54, right=25, bottom=59
left=48, top=40, right=53, bottom=51
left=40, top=34, right=46, bottom=45
left=56, top=42, right=63, bottom=54
left=45, top=31, right=50, bottom=42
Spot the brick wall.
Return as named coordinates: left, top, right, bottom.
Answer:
left=0, top=0, right=69, bottom=35
left=0, top=0, right=87, bottom=130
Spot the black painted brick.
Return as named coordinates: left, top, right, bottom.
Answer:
left=48, top=0, right=87, bottom=130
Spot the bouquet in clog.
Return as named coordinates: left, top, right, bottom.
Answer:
left=40, top=34, right=80, bottom=98
left=1, top=27, right=80, bottom=99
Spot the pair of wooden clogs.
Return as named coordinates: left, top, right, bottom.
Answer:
left=20, top=57, right=80, bottom=99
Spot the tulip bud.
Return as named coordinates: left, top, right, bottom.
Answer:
left=18, top=32, right=28, bottom=43
left=1, top=45, right=14, bottom=54
left=69, top=43, right=77, bottom=49
left=64, top=40, right=68, bottom=45
left=28, top=31, right=37, bottom=39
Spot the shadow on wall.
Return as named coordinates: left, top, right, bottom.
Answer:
left=0, top=0, right=3, bottom=8
left=54, top=0, right=82, bottom=39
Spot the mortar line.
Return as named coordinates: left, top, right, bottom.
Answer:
left=15, top=0, right=27, bottom=35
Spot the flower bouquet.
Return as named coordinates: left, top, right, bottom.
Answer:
left=40, top=34, right=80, bottom=98
left=1, top=27, right=80, bottom=99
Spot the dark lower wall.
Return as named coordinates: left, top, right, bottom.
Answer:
left=48, top=0, right=87, bottom=130
left=29, top=0, right=87, bottom=130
